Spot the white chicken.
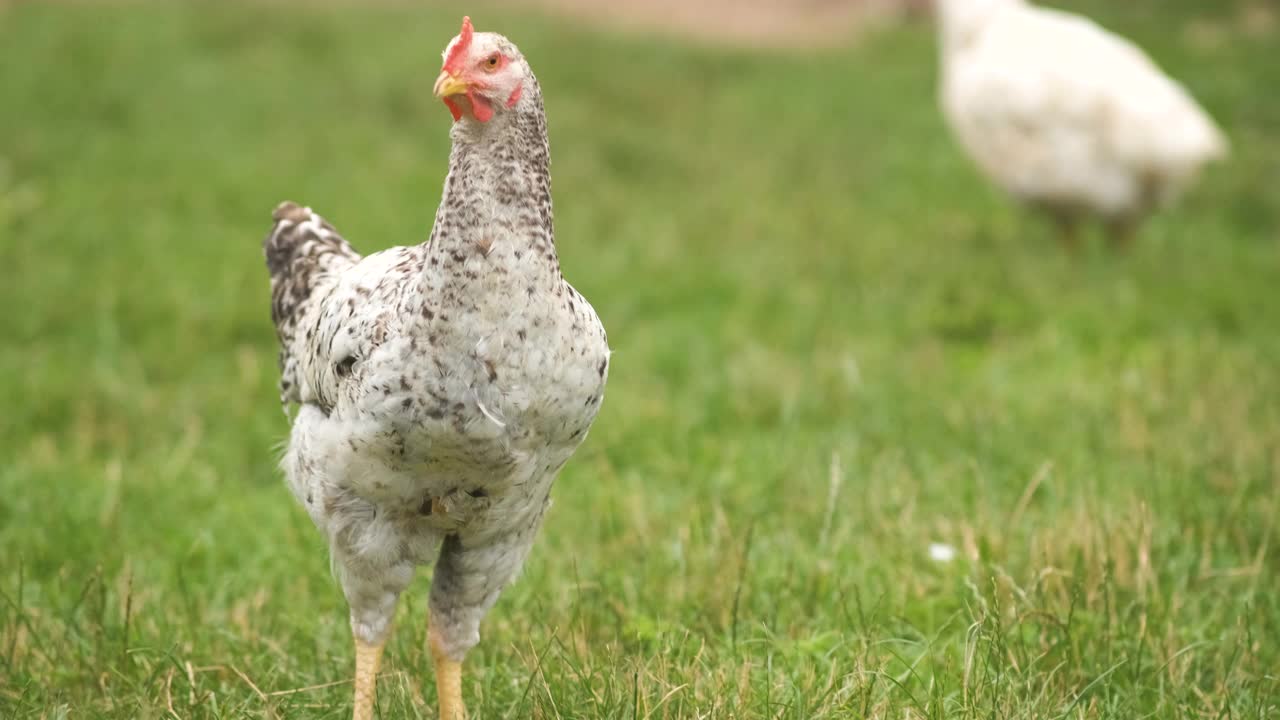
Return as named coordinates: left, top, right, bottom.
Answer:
left=263, top=17, right=609, bottom=720
left=935, top=0, right=1228, bottom=247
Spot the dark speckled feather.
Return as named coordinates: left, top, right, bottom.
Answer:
left=264, top=201, right=361, bottom=405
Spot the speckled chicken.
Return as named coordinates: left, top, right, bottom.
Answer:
left=936, top=0, right=1228, bottom=248
left=262, top=17, right=609, bottom=720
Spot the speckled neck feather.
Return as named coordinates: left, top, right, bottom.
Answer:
left=426, top=76, right=556, bottom=274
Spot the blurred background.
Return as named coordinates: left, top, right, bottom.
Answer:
left=1, top=0, right=1277, bottom=717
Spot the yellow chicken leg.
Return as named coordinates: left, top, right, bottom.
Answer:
left=429, top=618, right=466, bottom=720
left=353, top=637, right=385, bottom=720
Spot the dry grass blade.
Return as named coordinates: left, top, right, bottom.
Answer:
left=266, top=677, right=354, bottom=697
left=164, top=666, right=178, bottom=720
left=1009, top=461, right=1052, bottom=527
left=185, top=661, right=196, bottom=706
left=231, top=665, right=280, bottom=720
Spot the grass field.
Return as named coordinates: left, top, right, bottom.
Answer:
left=1, top=1, right=1278, bottom=717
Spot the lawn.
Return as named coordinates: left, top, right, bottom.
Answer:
left=1, top=1, right=1277, bottom=717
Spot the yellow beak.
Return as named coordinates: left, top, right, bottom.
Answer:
left=433, top=70, right=468, bottom=98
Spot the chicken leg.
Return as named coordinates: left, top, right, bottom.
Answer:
left=353, top=637, right=385, bottom=720
left=1105, top=216, right=1139, bottom=251
left=1048, top=209, right=1082, bottom=253
left=430, top=616, right=466, bottom=720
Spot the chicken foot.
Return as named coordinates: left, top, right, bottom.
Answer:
left=430, top=616, right=466, bottom=720
left=353, top=637, right=385, bottom=720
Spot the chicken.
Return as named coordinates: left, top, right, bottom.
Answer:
left=935, top=0, right=1228, bottom=248
left=262, top=17, right=610, bottom=720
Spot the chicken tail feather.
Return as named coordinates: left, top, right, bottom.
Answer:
left=263, top=201, right=360, bottom=405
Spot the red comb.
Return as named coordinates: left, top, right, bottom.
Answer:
left=443, top=16, right=474, bottom=74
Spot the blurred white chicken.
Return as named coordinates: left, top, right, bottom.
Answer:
left=936, top=0, right=1228, bottom=247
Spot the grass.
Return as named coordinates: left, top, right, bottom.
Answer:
left=1, top=0, right=1278, bottom=717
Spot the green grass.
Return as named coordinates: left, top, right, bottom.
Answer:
left=1, top=0, right=1278, bottom=717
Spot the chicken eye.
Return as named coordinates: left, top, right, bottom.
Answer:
left=483, top=55, right=501, bottom=71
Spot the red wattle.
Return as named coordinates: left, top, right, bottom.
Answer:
left=443, top=97, right=464, bottom=122
left=468, top=89, right=494, bottom=123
